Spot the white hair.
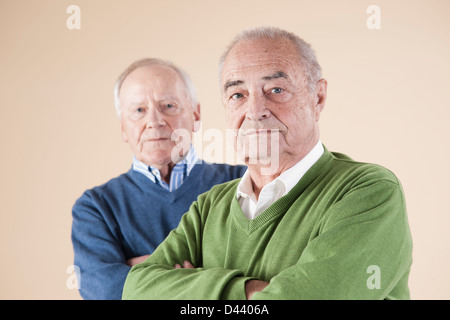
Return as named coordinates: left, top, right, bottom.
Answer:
left=113, top=58, right=198, bottom=118
left=219, top=26, right=323, bottom=92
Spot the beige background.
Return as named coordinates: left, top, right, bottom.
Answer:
left=0, top=0, right=449, bottom=299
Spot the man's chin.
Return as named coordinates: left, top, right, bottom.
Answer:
left=138, top=151, right=174, bottom=168
left=239, top=153, right=280, bottom=175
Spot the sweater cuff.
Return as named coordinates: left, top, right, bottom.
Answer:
left=221, top=276, right=255, bottom=300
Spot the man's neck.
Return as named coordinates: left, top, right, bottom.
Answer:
left=246, top=160, right=298, bottom=199
left=154, top=163, right=175, bottom=184
left=245, top=140, right=321, bottom=200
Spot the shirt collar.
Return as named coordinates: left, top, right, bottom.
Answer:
left=180, top=144, right=200, bottom=176
left=132, top=144, right=199, bottom=183
left=236, top=140, right=324, bottom=200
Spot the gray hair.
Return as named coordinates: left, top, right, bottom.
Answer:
left=113, top=58, right=198, bottom=118
left=219, top=26, right=322, bottom=92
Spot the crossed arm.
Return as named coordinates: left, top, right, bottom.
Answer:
left=126, top=255, right=150, bottom=267
left=122, top=201, right=270, bottom=300
left=72, top=192, right=153, bottom=299
left=174, top=260, right=269, bottom=300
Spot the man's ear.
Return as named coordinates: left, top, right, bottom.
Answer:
left=314, top=79, right=327, bottom=121
left=120, top=121, right=128, bottom=143
left=193, top=103, right=201, bottom=132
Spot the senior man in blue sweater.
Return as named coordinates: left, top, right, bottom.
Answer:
left=71, top=58, right=246, bottom=300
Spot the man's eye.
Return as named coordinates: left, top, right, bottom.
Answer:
left=231, top=93, right=243, bottom=100
left=136, top=107, right=145, bottom=112
left=271, top=88, right=284, bottom=94
left=163, top=103, right=176, bottom=109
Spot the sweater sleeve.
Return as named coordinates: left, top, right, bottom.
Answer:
left=122, top=199, right=253, bottom=300
left=72, top=192, right=131, bottom=300
left=252, top=178, right=413, bottom=300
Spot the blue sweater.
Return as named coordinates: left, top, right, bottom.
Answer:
left=71, top=162, right=246, bottom=300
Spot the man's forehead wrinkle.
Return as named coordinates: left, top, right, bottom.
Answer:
left=221, top=44, right=304, bottom=92
left=122, top=80, right=187, bottom=107
left=222, top=54, right=300, bottom=82
left=222, top=67, right=298, bottom=92
left=224, top=54, right=297, bottom=69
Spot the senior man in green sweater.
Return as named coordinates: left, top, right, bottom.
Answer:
left=122, top=26, right=413, bottom=300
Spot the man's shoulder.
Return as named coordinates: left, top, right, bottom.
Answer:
left=199, top=161, right=247, bottom=177
left=329, top=150, right=401, bottom=186
left=74, top=169, right=135, bottom=205
left=197, top=177, right=241, bottom=203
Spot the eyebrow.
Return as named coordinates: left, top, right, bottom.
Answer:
left=223, top=71, right=288, bottom=92
left=261, top=71, right=288, bottom=81
left=223, top=80, right=244, bottom=92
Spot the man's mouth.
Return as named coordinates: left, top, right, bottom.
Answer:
left=241, top=129, right=281, bottom=136
left=145, top=137, right=171, bottom=142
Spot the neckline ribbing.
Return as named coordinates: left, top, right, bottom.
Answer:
left=231, top=147, right=334, bottom=234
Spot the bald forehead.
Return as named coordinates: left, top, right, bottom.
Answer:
left=231, top=36, right=296, bottom=53
left=119, top=64, right=191, bottom=108
left=120, top=64, right=187, bottom=99
left=220, top=37, right=304, bottom=89
left=123, top=64, right=181, bottom=84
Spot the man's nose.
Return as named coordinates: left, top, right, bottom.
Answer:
left=145, top=105, right=166, bottom=128
left=246, top=92, right=270, bottom=121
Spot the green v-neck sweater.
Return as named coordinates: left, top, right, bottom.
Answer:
left=122, top=147, right=413, bottom=300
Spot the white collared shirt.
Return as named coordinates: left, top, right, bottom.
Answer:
left=236, top=140, right=324, bottom=220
